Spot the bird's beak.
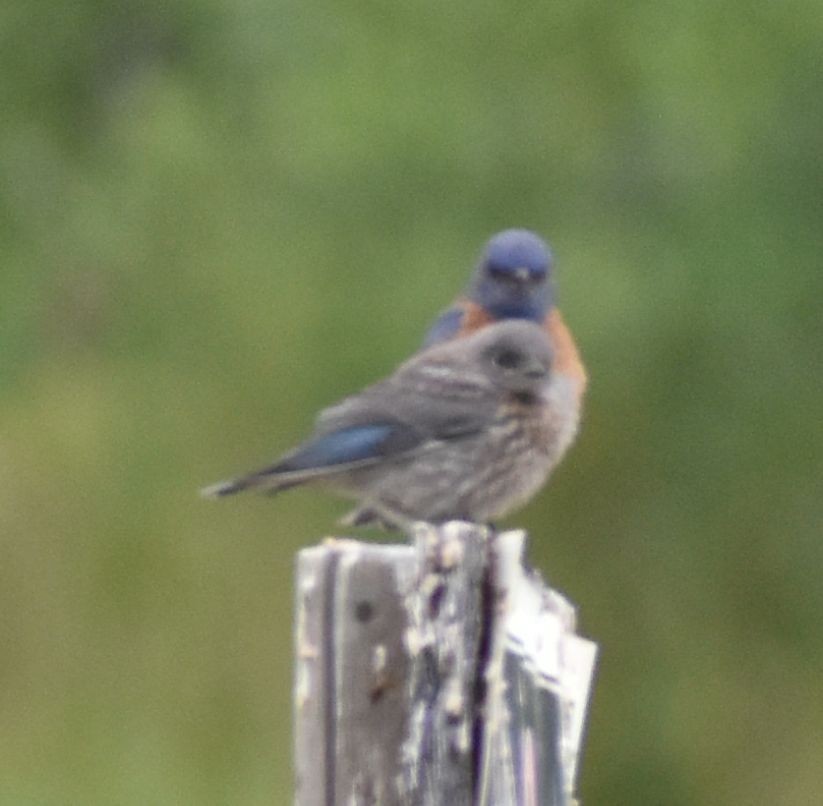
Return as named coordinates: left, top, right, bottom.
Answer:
left=513, top=267, right=530, bottom=282
left=523, top=360, right=549, bottom=380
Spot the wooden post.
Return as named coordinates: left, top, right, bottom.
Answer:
left=294, top=523, right=597, bottom=806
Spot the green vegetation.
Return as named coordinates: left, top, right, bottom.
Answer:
left=1, top=2, right=821, bottom=803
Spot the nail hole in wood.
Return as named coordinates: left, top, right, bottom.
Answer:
left=355, top=600, right=374, bottom=623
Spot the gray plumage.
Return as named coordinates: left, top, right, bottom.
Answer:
left=201, top=320, right=579, bottom=530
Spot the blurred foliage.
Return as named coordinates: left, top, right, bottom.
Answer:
left=1, top=1, right=822, bottom=803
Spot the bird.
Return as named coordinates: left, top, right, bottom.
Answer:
left=343, top=228, right=588, bottom=528
left=422, top=228, right=587, bottom=404
left=201, top=320, right=580, bottom=531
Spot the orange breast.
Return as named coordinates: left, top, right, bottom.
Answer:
left=456, top=300, right=497, bottom=336
left=545, top=309, right=587, bottom=401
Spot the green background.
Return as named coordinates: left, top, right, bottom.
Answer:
left=2, top=2, right=821, bottom=803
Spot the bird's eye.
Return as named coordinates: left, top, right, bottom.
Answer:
left=492, top=349, right=523, bottom=370
left=488, top=264, right=509, bottom=280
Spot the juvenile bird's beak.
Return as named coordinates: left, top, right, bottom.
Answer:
left=523, top=359, right=549, bottom=379
left=513, top=267, right=530, bottom=282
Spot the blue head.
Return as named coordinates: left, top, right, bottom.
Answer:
left=468, top=229, right=554, bottom=321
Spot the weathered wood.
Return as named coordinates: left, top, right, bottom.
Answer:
left=294, top=524, right=596, bottom=806
left=402, top=522, right=489, bottom=805
left=294, top=540, right=417, bottom=805
left=476, top=530, right=597, bottom=806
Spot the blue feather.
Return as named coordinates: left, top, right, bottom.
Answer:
left=279, top=424, right=398, bottom=471
left=422, top=307, right=465, bottom=348
left=200, top=423, right=407, bottom=497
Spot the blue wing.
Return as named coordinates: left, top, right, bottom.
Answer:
left=201, top=422, right=423, bottom=497
left=421, top=306, right=466, bottom=348
left=275, top=423, right=420, bottom=473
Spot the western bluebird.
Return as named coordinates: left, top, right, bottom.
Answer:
left=423, top=229, right=587, bottom=405
left=201, top=321, right=579, bottom=530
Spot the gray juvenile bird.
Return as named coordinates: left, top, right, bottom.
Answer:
left=201, top=321, right=579, bottom=530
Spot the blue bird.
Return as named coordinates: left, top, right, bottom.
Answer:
left=202, top=321, right=579, bottom=530
left=424, top=229, right=555, bottom=346
left=422, top=228, right=586, bottom=402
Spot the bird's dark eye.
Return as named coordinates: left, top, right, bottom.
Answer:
left=488, top=264, right=509, bottom=280
left=493, top=349, right=523, bottom=370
